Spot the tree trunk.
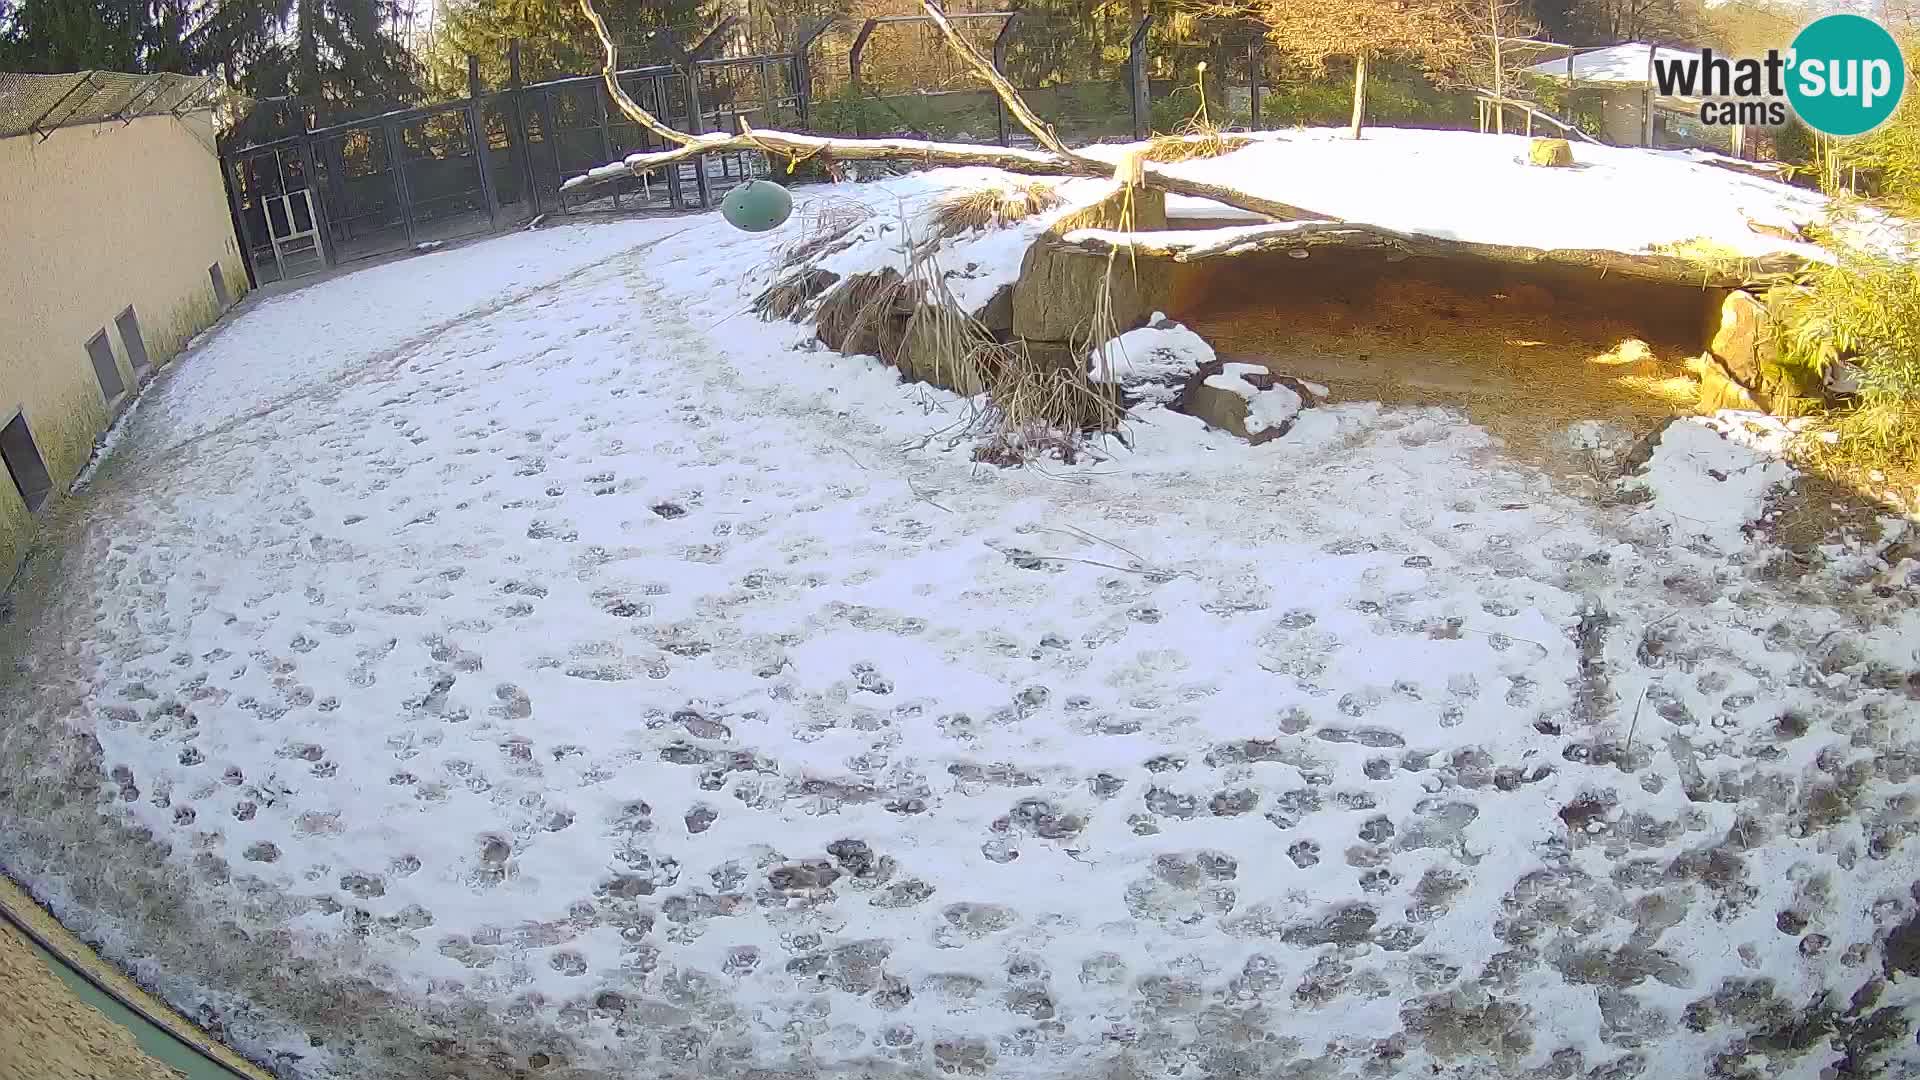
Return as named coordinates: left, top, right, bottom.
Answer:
left=1349, top=53, right=1368, bottom=140
left=1053, top=220, right=1808, bottom=288
left=1490, top=0, right=1504, bottom=135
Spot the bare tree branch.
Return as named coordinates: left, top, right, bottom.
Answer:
left=914, top=0, right=1083, bottom=164
left=577, top=0, right=695, bottom=148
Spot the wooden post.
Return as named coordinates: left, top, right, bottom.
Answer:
left=681, top=66, right=712, bottom=208
left=540, top=89, right=564, bottom=208
left=1641, top=43, right=1655, bottom=146
left=292, top=113, right=336, bottom=269
left=1490, top=0, right=1504, bottom=135
left=849, top=18, right=879, bottom=137
left=792, top=19, right=833, bottom=129
left=1350, top=52, right=1367, bottom=139
left=594, top=77, right=618, bottom=207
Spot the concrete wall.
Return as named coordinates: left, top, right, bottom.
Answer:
left=0, top=110, right=248, bottom=580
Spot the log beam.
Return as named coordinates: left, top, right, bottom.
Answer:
left=1057, top=222, right=1809, bottom=287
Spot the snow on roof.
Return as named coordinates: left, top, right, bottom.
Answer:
left=1525, top=43, right=1700, bottom=85
left=1119, top=128, right=1870, bottom=261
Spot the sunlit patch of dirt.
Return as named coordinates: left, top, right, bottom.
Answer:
left=1170, top=249, right=1715, bottom=483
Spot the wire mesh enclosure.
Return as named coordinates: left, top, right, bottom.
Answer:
left=210, top=11, right=1271, bottom=286
left=0, top=71, right=223, bottom=139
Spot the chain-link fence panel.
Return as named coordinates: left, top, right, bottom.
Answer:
left=0, top=70, right=223, bottom=139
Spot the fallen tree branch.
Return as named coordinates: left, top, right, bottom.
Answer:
left=918, top=1, right=1078, bottom=163
left=565, top=133, right=1084, bottom=191
left=1057, top=221, right=1809, bottom=286
left=564, top=0, right=1788, bottom=287
left=564, top=0, right=1336, bottom=224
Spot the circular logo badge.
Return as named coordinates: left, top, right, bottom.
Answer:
left=1787, top=14, right=1906, bottom=137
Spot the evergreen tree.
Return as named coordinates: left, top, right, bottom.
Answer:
left=430, top=0, right=712, bottom=88
left=196, top=0, right=418, bottom=116
left=0, top=0, right=144, bottom=71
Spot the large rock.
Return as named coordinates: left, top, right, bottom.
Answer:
left=1702, top=288, right=1824, bottom=417
left=1527, top=138, right=1574, bottom=167
left=974, top=284, right=1015, bottom=339
left=1050, top=184, right=1168, bottom=234
left=1012, top=241, right=1174, bottom=344
left=1011, top=184, right=1174, bottom=345
left=1091, top=314, right=1216, bottom=407
left=1175, top=359, right=1323, bottom=445
left=896, top=304, right=989, bottom=395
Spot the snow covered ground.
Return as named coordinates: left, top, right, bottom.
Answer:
left=2, top=171, right=1919, bottom=1080
left=1108, top=129, right=1908, bottom=260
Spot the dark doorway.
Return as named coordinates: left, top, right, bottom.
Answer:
left=1, top=411, right=53, bottom=512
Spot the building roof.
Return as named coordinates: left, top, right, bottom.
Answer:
left=1524, top=43, right=1700, bottom=86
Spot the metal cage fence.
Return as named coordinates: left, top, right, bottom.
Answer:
left=0, top=70, right=224, bottom=140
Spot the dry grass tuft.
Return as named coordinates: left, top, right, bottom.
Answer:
left=1141, top=65, right=1246, bottom=163
left=815, top=268, right=910, bottom=355
left=1141, top=128, right=1239, bottom=163
left=754, top=268, right=841, bottom=322
left=802, top=203, right=1134, bottom=467
left=779, top=198, right=877, bottom=271
left=929, top=180, right=1066, bottom=240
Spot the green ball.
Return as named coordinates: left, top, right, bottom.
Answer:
left=720, top=179, right=793, bottom=233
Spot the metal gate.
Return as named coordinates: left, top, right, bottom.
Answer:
left=219, top=34, right=810, bottom=287
left=262, top=189, right=325, bottom=280
left=226, top=145, right=319, bottom=285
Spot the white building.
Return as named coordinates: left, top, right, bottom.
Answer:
left=1524, top=43, right=1756, bottom=155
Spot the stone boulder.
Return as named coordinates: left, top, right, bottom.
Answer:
left=1175, top=359, right=1326, bottom=444
left=1527, top=138, right=1574, bottom=167
left=1091, top=313, right=1215, bottom=407
left=896, top=304, right=990, bottom=395
left=1012, top=242, right=1175, bottom=345
left=1012, top=184, right=1174, bottom=347
left=1701, top=288, right=1825, bottom=417
left=973, top=284, right=1015, bottom=340
left=814, top=268, right=938, bottom=367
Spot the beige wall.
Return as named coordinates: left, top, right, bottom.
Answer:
left=0, top=110, right=248, bottom=579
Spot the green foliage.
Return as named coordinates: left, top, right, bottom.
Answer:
left=1148, top=68, right=1253, bottom=133
left=1782, top=248, right=1920, bottom=471
left=810, top=86, right=999, bottom=140
left=0, top=0, right=200, bottom=73
left=1830, top=54, right=1920, bottom=216
left=427, top=0, right=711, bottom=91
left=1259, top=61, right=1471, bottom=128
left=0, top=0, right=141, bottom=70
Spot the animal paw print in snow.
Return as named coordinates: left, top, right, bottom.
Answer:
left=851, top=662, right=893, bottom=695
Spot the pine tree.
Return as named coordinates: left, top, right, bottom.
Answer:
left=429, top=0, right=713, bottom=89
left=0, top=0, right=145, bottom=71
left=198, top=0, right=419, bottom=117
